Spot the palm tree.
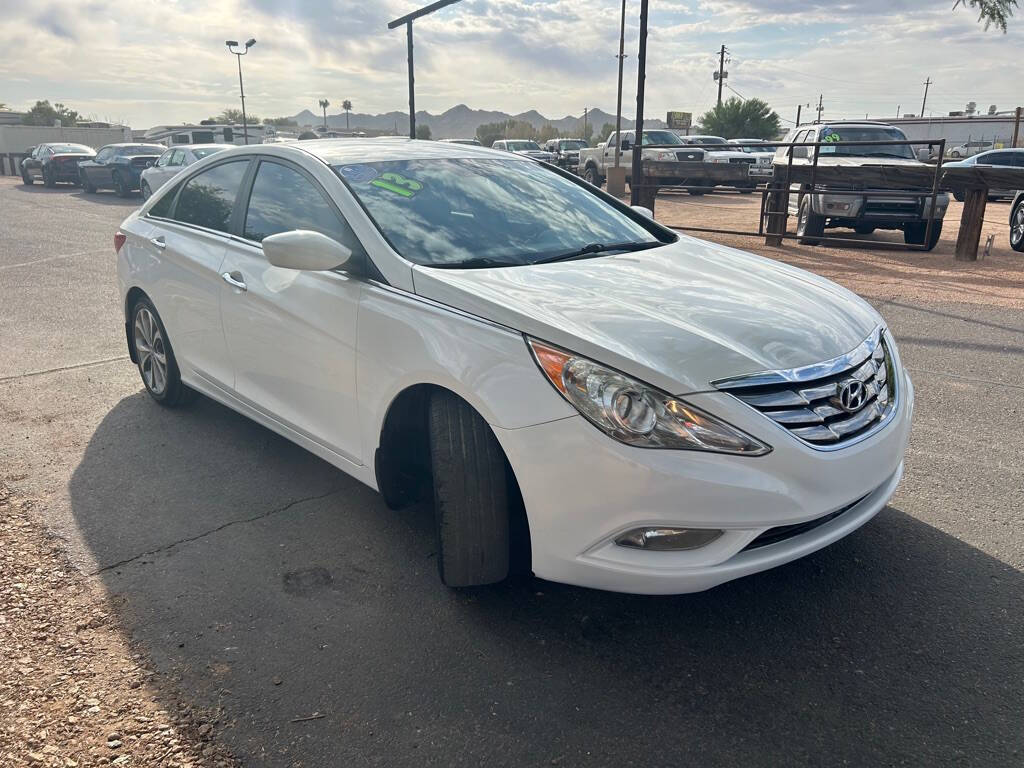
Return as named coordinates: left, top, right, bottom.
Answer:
left=342, top=100, right=353, bottom=130
left=318, top=99, right=330, bottom=131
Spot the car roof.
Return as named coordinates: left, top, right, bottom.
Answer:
left=176, top=143, right=227, bottom=150
left=104, top=143, right=166, bottom=148
left=276, top=137, right=533, bottom=165
left=795, top=121, right=897, bottom=130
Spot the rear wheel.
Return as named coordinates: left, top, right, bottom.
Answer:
left=82, top=173, right=96, bottom=193
left=141, top=180, right=152, bottom=201
left=43, top=167, right=56, bottom=187
left=687, top=188, right=705, bottom=196
left=903, top=220, right=943, bottom=251
left=131, top=297, right=195, bottom=407
left=1009, top=199, right=1024, bottom=252
left=21, top=168, right=33, bottom=185
left=953, top=189, right=965, bottom=202
left=796, top=195, right=825, bottom=245
left=584, top=165, right=604, bottom=187
left=428, top=390, right=510, bottom=587
left=854, top=224, right=876, bottom=235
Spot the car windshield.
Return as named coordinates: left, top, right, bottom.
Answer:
left=192, top=147, right=227, bottom=159
left=335, top=158, right=662, bottom=267
left=641, top=131, right=684, bottom=146
left=506, top=141, right=541, bottom=151
left=559, top=140, right=588, bottom=150
left=818, top=126, right=914, bottom=159
left=685, top=137, right=729, bottom=150
left=48, top=144, right=92, bottom=154
left=119, top=146, right=164, bottom=156
left=738, top=144, right=777, bottom=153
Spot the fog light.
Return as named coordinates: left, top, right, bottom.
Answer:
left=825, top=202, right=851, bottom=211
left=615, top=527, right=723, bottom=551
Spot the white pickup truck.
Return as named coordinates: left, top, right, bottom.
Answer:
left=577, top=129, right=705, bottom=187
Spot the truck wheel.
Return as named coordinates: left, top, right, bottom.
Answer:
left=428, top=390, right=510, bottom=587
left=584, top=166, right=603, bottom=187
left=687, top=188, right=705, bottom=196
left=854, top=224, right=875, bottom=235
left=796, top=196, right=825, bottom=245
left=904, top=221, right=942, bottom=251
left=1010, top=199, right=1024, bottom=252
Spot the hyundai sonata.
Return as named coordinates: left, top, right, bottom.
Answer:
left=115, top=139, right=913, bottom=594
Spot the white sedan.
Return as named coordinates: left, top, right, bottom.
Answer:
left=139, top=144, right=229, bottom=200
left=115, top=139, right=913, bottom=594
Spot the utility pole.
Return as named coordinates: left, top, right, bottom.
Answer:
left=921, top=77, right=932, bottom=117
left=795, top=104, right=802, bottom=127
left=816, top=94, right=824, bottom=122
left=583, top=107, right=588, bottom=141
left=613, top=0, right=627, bottom=168
left=896, top=104, right=901, bottom=120
left=630, top=0, right=649, bottom=207
left=716, top=44, right=727, bottom=107
left=1013, top=106, right=1022, bottom=148
left=388, top=0, right=464, bottom=139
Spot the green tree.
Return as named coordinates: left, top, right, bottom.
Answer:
left=538, top=123, right=561, bottom=143
left=596, top=122, right=615, bottom=144
left=263, top=117, right=298, bottom=127
left=22, top=100, right=80, bottom=126
left=698, top=97, right=780, bottom=140
left=342, top=100, right=353, bottom=129
left=956, top=0, right=1016, bottom=31
left=209, top=108, right=260, bottom=125
left=475, top=119, right=535, bottom=146
left=415, top=124, right=432, bottom=140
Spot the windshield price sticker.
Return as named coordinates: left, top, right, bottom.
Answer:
left=339, top=164, right=379, bottom=183
left=370, top=172, right=424, bottom=198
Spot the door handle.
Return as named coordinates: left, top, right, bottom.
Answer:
left=221, top=271, right=247, bottom=292
left=149, top=236, right=166, bottom=249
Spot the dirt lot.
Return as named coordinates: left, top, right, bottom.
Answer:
left=2, top=177, right=1023, bottom=767
left=649, top=192, right=1024, bottom=309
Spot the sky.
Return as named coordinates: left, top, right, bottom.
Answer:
left=0, top=0, right=1021, bottom=129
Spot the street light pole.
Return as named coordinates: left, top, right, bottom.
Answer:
left=388, top=0, right=464, bottom=140
left=225, top=38, right=256, bottom=145
left=613, top=0, right=627, bottom=169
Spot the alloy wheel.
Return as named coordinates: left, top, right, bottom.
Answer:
left=134, top=307, right=168, bottom=395
left=1012, top=204, right=1024, bottom=248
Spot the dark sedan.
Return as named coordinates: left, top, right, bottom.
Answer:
left=78, top=143, right=165, bottom=197
left=21, top=143, right=96, bottom=187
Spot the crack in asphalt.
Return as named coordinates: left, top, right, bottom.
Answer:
left=87, top=488, right=345, bottom=576
left=0, top=355, right=130, bottom=384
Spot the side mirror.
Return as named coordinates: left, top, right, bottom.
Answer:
left=262, top=230, right=352, bottom=271
left=631, top=205, right=654, bottom=220
left=916, top=148, right=931, bottom=162
left=146, top=160, right=155, bottom=167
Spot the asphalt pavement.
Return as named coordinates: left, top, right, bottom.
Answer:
left=1, top=176, right=1022, bottom=767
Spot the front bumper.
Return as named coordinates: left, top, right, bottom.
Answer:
left=814, top=191, right=949, bottom=222
left=493, top=369, right=913, bottom=595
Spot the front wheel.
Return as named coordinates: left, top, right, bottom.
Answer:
left=854, top=224, right=876, bottom=235
left=82, top=174, right=96, bottom=193
left=428, top=390, right=510, bottom=587
left=1009, top=200, right=1024, bottom=252
left=21, top=168, right=33, bottom=185
left=796, top=195, right=825, bottom=245
left=113, top=173, right=131, bottom=198
left=131, top=297, right=195, bottom=407
left=43, top=167, right=56, bottom=187
left=583, top=166, right=604, bottom=187
left=904, top=220, right=943, bottom=251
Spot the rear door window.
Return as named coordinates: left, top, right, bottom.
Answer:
left=173, top=160, right=249, bottom=233
left=242, top=160, right=362, bottom=254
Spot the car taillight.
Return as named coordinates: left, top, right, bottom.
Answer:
left=114, top=232, right=126, bottom=254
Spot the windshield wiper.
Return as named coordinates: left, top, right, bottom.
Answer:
left=531, top=241, right=661, bottom=265
left=426, top=256, right=522, bottom=269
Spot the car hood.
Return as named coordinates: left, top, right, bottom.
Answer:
left=782, top=155, right=924, bottom=168
left=411, top=236, right=881, bottom=395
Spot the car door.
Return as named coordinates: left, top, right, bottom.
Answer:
left=219, top=157, right=364, bottom=464
left=144, top=157, right=251, bottom=389
left=31, top=146, right=50, bottom=179
left=148, top=150, right=172, bottom=188
left=162, top=149, right=187, bottom=186
left=91, top=147, right=116, bottom=188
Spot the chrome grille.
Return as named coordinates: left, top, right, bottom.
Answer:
left=714, top=330, right=897, bottom=448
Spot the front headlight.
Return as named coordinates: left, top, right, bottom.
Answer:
left=707, top=156, right=731, bottom=164
left=648, top=150, right=677, bottom=161
left=528, top=339, right=771, bottom=455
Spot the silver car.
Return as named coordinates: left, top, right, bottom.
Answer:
left=492, top=139, right=554, bottom=163
left=140, top=144, right=229, bottom=200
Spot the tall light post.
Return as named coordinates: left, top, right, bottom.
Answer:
left=319, top=99, right=330, bottom=131
left=225, top=38, right=256, bottom=144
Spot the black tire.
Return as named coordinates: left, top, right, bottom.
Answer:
left=584, top=165, right=604, bottom=187
left=43, top=167, right=57, bottom=188
left=21, top=168, right=33, bottom=185
left=113, top=172, right=131, bottom=198
left=141, top=180, right=152, bottom=201
left=82, top=174, right=96, bottom=193
left=130, top=296, right=196, bottom=407
left=687, top=188, right=705, bottom=196
left=1010, top=199, right=1024, bottom=252
left=738, top=183, right=756, bottom=195
left=953, top=189, right=965, bottom=202
left=903, top=220, right=943, bottom=251
left=428, top=390, right=510, bottom=587
left=854, top=224, right=876, bottom=235
left=796, top=195, right=825, bottom=245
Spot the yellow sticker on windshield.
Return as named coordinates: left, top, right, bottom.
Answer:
left=371, top=172, right=423, bottom=198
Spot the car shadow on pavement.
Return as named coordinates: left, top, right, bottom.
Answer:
left=12, top=184, right=141, bottom=205
left=70, top=392, right=1024, bottom=767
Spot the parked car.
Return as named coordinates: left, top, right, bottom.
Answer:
left=492, top=139, right=554, bottom=162
left=942, top=148, right=1024, bottom=201
left=78, top=143, right=166, bottom=197
left=777, top=121, right=949, bottom=249
left=1009, top=191, right=1024, bottom=252
left=439, top=138, right=482, bottom=146
left=116, top=139, right=912, bottom=594
left=678, top=135, right=759, bottom=192
left=948, top=140, right=993, bottom=159
left=543, top=138, right=589, bottom=173
left=140, top=144, right=230, bottom=200
left=21, top=143, right=95, bottom=187
left=577, top=129, right=706, bottom=189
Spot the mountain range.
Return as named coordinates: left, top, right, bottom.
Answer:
left=287, top=103, right=667, bottom=139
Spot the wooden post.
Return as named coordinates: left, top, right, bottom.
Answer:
left=954, top=187, right=988, bottom=261
left=764, top=182, right=789, bottom=246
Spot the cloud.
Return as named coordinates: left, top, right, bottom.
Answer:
left=0, top=0, right=1020, bottom=128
